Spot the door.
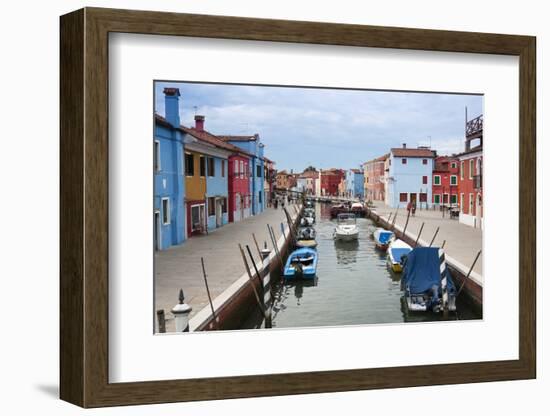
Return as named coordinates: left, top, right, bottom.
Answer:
left=409, top=193, right=417, bottom=205
left=235, top=193, right=241, bottom=221
left=216, top=198, right=223, bottom=227
left=154, top=211, right=161, bottom=250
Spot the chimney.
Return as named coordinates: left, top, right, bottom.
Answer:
left=163, top=88, right=180, bottom=127
left=194, top=115, right=205, bottom=132
left=402, top=143, right=407, bottom=149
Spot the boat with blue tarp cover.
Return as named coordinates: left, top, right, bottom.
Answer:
left=387, top=239, right=412, bottom=272
left=373, top=228, right=394, bottom=250
left=401, top=247, right=457, bottom=312
left=283, top=247, right=318, bottom=279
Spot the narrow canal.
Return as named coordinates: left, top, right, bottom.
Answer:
left=242, top=202, right=481, bottom=330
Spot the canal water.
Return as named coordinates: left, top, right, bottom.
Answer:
left=243, top=202, right=481, bottom=330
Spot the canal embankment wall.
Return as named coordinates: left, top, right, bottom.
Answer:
left=189, top=204, right=303, bottom=331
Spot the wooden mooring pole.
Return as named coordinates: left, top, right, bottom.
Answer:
left=414, top=222, right=425, bottom=247
left=457, top=250, right=482, bottom=297
left=402, top=208, right=411, bottom=239
left=268, top=224, right=284, bottom=274
left=200, top=257, right=218, bottom=330
left=252, top=233, right=262, bottom=261
left=429, top=226, right=440, bottom=247
left=238, top=244, right=267, bottom=318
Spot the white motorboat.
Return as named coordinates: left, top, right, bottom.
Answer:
left=386, top=239, right=412, bottom=272
left=333, top=213, right=359, bottom=241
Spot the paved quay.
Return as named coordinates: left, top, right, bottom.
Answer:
left=369, top=201, right=483, bottom=279
left=155, top=204, right=299, bottom=332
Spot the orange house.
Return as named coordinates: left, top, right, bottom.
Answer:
left=184, top=150, right=207, bottom=236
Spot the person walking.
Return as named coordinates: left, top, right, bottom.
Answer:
left=406, top=201, right=412, bottom=216
left=412, top=201, right=417, bottom=217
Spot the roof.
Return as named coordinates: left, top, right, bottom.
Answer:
left=350, top=168, right=363, bottom=174
left=219, top=135, right=258, bottom=142
left=364, top=153, right=389, bottom=165
left=155, top=114, right=254, bottom=157
left=456, top=145, right=483, bottom=159
left=391, top=148, right=435, bottom=158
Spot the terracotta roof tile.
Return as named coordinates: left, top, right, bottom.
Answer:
left=391, top=148, right=435, bottom=158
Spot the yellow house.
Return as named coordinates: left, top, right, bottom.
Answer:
left=184, top=150, right=206, bottom=236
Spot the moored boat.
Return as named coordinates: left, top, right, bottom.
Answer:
left=330, top=203, right=350, bottom=218
left=401, top=247, right=457, bottom=312
left=350, top=202, right=365, bottom=217
left=373, top=228, right=394, bottom=250
left=283, top=248, right=318, bottom=279
left=296, top=227, right=317, bottom=248
left=387, top=239, right=412, bottom=272
left=333, top=213, right=359, bottom=241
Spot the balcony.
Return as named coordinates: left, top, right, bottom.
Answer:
left=473, top=174, right=482, bottom=189
left=466, top=114, right=483, bottom=139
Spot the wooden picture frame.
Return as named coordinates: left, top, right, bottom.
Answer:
left=60, top=7, right=536, bottom=408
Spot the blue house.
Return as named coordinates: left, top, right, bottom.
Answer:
left=345, top=169, right=365, bottom=199
left=386, top=145, right=435, bottom=208
left=154, top=88, right=186, bottom=250
left=220, top=134, right=265, bottom=216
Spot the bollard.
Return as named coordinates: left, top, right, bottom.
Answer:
left=172, top=289, right=192, bottom=332
left=156, top=309, right=166, bottom=333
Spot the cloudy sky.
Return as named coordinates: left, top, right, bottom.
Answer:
left=154, top=81, right=483, bottom=172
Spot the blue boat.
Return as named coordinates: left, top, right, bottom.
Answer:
left=283, top=248, right=318, bottom=279
left=401, top=247, right=457, bottom=312
left=373, top=228, right=394, bottom=250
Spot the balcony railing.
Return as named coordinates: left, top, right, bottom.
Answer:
left=466, top=114, right=483, bottom=139
left=473, top=174, right=482, bottom=189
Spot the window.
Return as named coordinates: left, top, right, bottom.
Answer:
left=469, top=193, right=474, bottom=214
left=399, top=193, right=408, bottom=202
left=208, top=197, right=216, bottom=216
left=422, top=176, right=428, bottom=185
left=434, top=175, right=441, bottom=185
left=154, top=140, right=161, bottom=171
left=419, top=193, right=427, bottom=202
left=469, top=159, right=474, bottom=179
left=239, top=160, right=243, bottom=178
left=422, top=159, right=427, bottom=165
left=451, top=194, right=458, bottom=204
left=234, top=160, right=238, bottom=176
left=221, top=160, right=225, bottom=177
left=161, top=198, right=170, bottom=225
left=200, top=156, right=206, bottom=177
left=434, top=194, right=441, bottom=204
left=257, top=164, right=262, bottom=178
left=207, top=157, right=215, bottom=177
left=258, top=191, right=262, bottom=204
left=185, top=153, right=194, bottom=176
left=460, top=193, right=464, bottom=213
left=222, top=197, right=227, bottom=213
left=460, top=161, right=465, bottom=179
left=451, top=162, right=457, bottom=169
left=402, top=158, right=407, bottom=164
left=450, top=175, right=457, bottom=185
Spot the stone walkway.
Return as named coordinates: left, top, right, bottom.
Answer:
left=370, top=201, right=483, bottom=279
left=154, top=205, right=298, bottom=332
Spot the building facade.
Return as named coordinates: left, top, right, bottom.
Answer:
left=153, top=88, right=186, bottom=250
left=432, top=155, right=459, bottom=206
left=363, top=154, right=388, bottom=202
left=386, top=145, right=435, bottom=208
left=320, top=168, right=345, bottom=196
left=457, top=114, right=483, bottom=228
left=228, top=154, right=251, bottom=222
left=345, top=169, right=365, bottom=199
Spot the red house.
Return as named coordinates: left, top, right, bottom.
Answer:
left=457, top=114, right=483, bottom=229
left=432, top=156, right=459, bottom=206
left=320, top=168, right=345, bottom=196
left=228, top=154, right=251, bottom=222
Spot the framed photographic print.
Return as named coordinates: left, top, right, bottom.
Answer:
left=60, top=7, right=536, bottom=408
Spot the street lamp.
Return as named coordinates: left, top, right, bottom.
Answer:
left=172, top=289, right=192, bottom=332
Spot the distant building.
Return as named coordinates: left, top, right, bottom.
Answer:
left=345, top=169, right=364, bottom=198
left=275, top=170, right=297, bottom=190
left=153, top=88, right=187, bottom=250
left=386, top=144, right=435, bottom=208
left=296, top=169, right=319, bottom=195
left=364, top=154, right=388, bottom=202
left=228, top=153, right=252, bottom=223
left=320, top=168, right=345, bottom=196
left=457, top=114, right=483, bottom=228
left=432, top=155, right=459, bottom=207
left=264, top=158, right=276, bottom=207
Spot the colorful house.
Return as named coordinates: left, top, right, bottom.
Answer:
left=364, top=154, right=388, bottom=202
left=153, top=88, right=186, bottom=251
left=320, top=169, right=345, bottom=196
left=220, top=134, right=265, bottom=216
left=432, top=155, right=459, bottom=207
left=228, top=153, right=252, bottom=222
left=457, top=114, right=483, bottom=228
left=182, top=115, right=246, bottom=233
left=386, top=144, right=435, bottom=208
left=264, top=158, right=276, bottom=207
left=345, top=168, right=365, bottom=199
left=275, top=170, right=296, bottom=190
